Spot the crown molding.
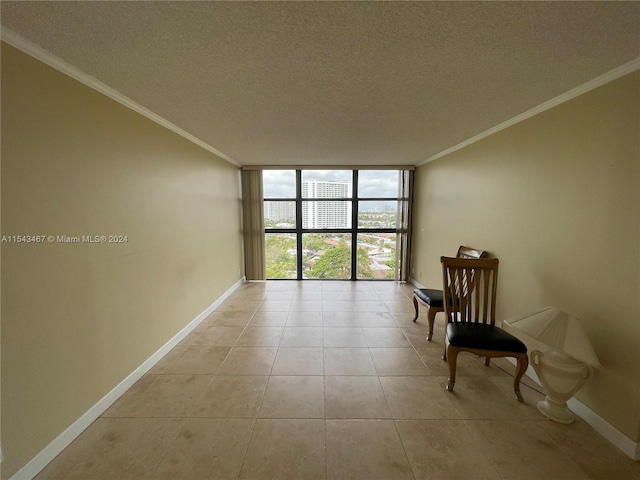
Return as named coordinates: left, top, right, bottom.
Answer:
left=4, top=25, right=638, bottom=171
left=418, top=56, right=640, bottom=166
left=1, top=27, right=241, bottom=167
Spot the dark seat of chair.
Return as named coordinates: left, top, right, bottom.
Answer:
left=447, top=322, right=527, bottom=353
left=413, top=288, right=443, bottom=308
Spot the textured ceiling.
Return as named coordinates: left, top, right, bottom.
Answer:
left=2, top=1, right=639, bottom=167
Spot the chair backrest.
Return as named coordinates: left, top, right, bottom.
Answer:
left=456, top=245, right=488, bottom=260
left=441, top=257, right=499, bottom=325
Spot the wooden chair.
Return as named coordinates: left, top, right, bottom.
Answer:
left=412, top=246, right=487, bottom=340
left=441, top=256, right=529, bottom=401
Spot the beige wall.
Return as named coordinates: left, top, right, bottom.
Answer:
left=412, top=71, right=640, bottom=441
left=1, top=43, right=244, bottom=477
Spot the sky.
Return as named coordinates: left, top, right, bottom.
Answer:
left=263, top=169, right=400, bottom=199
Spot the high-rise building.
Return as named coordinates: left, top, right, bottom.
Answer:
left=302, top=181, right=352, bottom=228
left=264, top=201, right=295, bottom=223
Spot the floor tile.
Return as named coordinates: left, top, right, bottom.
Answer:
left=326, top=419, right=413, bottom=480
left=180, top=325, right=244, bottom=347
left=236, top=326, right=283, bottom=346
left=324, top=291, right=356, bottom=301
left=487, top=376, right=546, bottom=416
left=259, top=376, right=325, bottom=418
left=465, top=420, right=590, bottom=480
left=379, top=376, right=461, bottom=419
left=395, top=312, right=434, bottom=328
left=324, top=347, right=377, bottom=375
left=229, top=289, right=268, bottom=302
left=375, top=291, right=412, bottom=301
left=539, top=418, right=640, bottom=480
left=363, top=328, right=412, bottom=347
left=325, top=376, right=391, bottom=418
left=202, top=310, right=252, bottom=327
left=272, top=347, right=324, bottom=375
left=447, top=352, right=512, bottom=377
left=357, top=312, right=398, bottom=328
left=353, top=300, right=389, bottom=312
left=322, top=311, right=359, bottom=327
left=150, top=346, right=230, bottom=375
left=369, top=347, right=429, bottom=375
left=290, top=300, right=324, bottom=312
left=400, top=327, right=434, bottom=349
left=323, top=327, right=367, bottom=347
left=263, top=290, right=296, bottom=301
left=322, top=300, right=355, bottom=312
left=444, top=376, right=541, bottom=419
left=38, top=418, right=184, bottom=480
left=286, top=311, right=323, bottom=326
left=103, top=375, right=212, bottom=417
left=350, top=291, right=381, bottom=301
left=153, top=418, right=254, bottom=479
left=258, top=300, right=292, bottom=311
left=280, top=326, right=323, bottom=346
left=191, top=376, right=268, bottom=418
left=268, top=282, right=299, bottom=292
left=249, top=311, right=288, bottom=326
left=216, top=300, right=262, bottom=313
left=414, top=346, right=451, bottom=376
left=217, top=347, right=277, bottom=375
left=240, top=419, right=326, bottom=480
left=293, top=291, right=323, bottom=302
left=396, top=419, right=500, bottom=479
left=384, top=300, right=415, bottom=313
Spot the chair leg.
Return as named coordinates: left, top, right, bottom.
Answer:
left=412, top=296, right=419, bottom=322
left=445, top=345, right=458, bottom=392
left=426, top=307, right=437, bottom=341
left=513, top=352, right=529, bottom=402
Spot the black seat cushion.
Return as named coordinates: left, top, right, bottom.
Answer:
left=447, top=322, right=527, bottom=353
left=413, top=289, right=444, bottom=308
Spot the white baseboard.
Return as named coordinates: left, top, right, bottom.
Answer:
left=9, top=278, right=245, bottom=480
left=509, top=359, right=640, bottom=461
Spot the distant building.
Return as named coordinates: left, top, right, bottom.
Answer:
left=264, top=201, right=295, bottom=223
left=302, top=181, right=352, bottom=228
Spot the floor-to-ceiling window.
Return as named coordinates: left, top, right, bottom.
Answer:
left=263, top=169, right=404, bottom=280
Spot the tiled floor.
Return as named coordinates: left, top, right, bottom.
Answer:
left=36, top=281, right=638, bottom=479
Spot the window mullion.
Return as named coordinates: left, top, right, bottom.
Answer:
left=351, top=170, right=358, bottom=280
left=296, top=170, right=303, bottom=280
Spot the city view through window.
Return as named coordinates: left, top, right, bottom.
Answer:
left=264, top=170, right=400, bottom=280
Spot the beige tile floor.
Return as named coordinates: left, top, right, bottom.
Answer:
left=36, top=281, right=639, bottom=480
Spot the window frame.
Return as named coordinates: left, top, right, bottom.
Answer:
left=264, top=169, right=400, bottom=280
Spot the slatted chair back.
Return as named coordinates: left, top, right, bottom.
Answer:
left=441, top=257, right=498, bottom=326
left=412, top=246, right=489, bottom=341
